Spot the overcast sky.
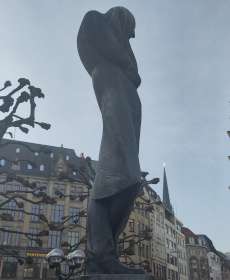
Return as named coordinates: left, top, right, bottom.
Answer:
left=0, top=0, right=229, bottom=252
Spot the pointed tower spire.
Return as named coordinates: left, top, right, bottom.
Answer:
left=163, top=165, right=174, bottom=214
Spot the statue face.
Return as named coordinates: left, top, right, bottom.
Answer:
left=105, top=7, right=136, bottom=40
left=129, top=29, right=135, bottom=39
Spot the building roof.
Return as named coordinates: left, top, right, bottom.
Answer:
left=181, top=226, right=197, bottom=238
left=226, top=253, right=230, bottom=260
left=182, top=227, right=224, bottom=259
left=0, top=139, right=95, bottom=182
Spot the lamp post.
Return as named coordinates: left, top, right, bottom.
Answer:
left=46, top=248, right=86, bottom=280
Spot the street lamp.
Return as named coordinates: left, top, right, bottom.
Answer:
left=66, top=249, right=85, bottom=269
left=46, top=248, right=86, bottom=279
left=46, top=248, right=65, bottom=269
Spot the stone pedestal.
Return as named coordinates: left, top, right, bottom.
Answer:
left=78, top=274, right=154, bottom=280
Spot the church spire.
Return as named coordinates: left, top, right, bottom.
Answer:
left=163, top=165, right=174, bottom=214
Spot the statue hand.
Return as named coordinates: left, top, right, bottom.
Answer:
left=125, top=66, right=141, bottom=88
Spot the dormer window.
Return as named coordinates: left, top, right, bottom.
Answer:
left=12, top=162, right=20, bottom=171
left=0, top=159, right=6, bottom=167
left=50, top=152, right=54, bottom=158
left=40, top=164, right=45, bottom=171
left=66, top=155, right=70, bottom=160
left=189, top=237, right=195, bottom=245
left=16, top=148, right=20, bottom=153
left=27, top=164, right=33, bottom=170
left=34, top=152, right=39, bottom=156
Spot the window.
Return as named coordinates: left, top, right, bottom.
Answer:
left=0, top=159, right=6, bottom=166
left=128, top=219, right=135, bottom=232
left=138, top=244, right=141, bottom=257
left=0, top=227, right=11, bottom=245
left=34, top=152, right=39, bottom=156
left=51, top=205, right=64, bottom=223
left=31, top=205, right=43, bottom=222
left=14, top=182, right=25, bottom=192
left=70, top=185, right=83, bottom=196
left=16, top=147, right=20, bottom=153
left=68, top=231, right=80, bottom=246
left=24, top=263, right=40, bottom=278
left=27, top=163, right=33, bottom=170
left=3, top=200, right=24, bottom=221
left=48, top=231, right=61, bottom=248
left=66, top=155, right=70, bottom=160
left=40, top=164, right=45, bottom=171
left=33, top=181, right=47, bottom=194
left=27, top=228, right=39, bottom=247
left=118, top=239, right=124, bottom=255
left=0, top=227, right=19, bottom=246
left=166, top=224, right=169, bottom=234
left=189, top=237, right=195, bottom=245
left=50, top=152, right=54, bottom=158
left=2, top=257, right=17, bottom=278
left=11, top=161, right=20, bottom=171
left=69, top=207, right=80, bottom=224
left=53, top=183, right=65, bottom=197
left=24, top=267, right=34, bottom=278
left=146, top=245, right=149, bottom=258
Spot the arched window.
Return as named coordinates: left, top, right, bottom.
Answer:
left=27, top=164, right=33, bottom=170
left=0, top=159, right=6, bottom=167
left=40, top=164, right=45, bottom=171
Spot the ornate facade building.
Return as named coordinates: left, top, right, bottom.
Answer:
left=181, top=227, right=226, bottom=280
left=182, top=228, right=210, bottom=280
left=222, top=253, right=230, bottom=280
left=207, top=251, right=222, bottom=280
left=119, top=181, right=166, bottom=279
left=0, top=139, right=91, bottom=279
left=163, top=168, right=189, bottom=280
left=1, top=139, right=227, bottom=280
left=150, top=194, right=167, bottom=280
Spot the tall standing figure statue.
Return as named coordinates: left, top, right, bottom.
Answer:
left=77, top=7, right=144, bottom=274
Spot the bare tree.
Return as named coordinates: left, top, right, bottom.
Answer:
left=0, top=78, right=51, bottom=264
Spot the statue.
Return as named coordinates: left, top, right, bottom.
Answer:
left=77, top=7, right=144, bottom=274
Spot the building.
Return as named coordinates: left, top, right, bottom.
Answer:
left=119, top=182, right=167, bottom=278
left=175, top=218, right=188, bottom=280
left=120, top=185, right=153, bottom=271
left=163, top=167, right=189, bottom=280
left=120, top=167, right=189, bottom=280
left=150, top=191, right=167, bottom=280
left=207, top=251, right=222, bottom=280
left=0, top=139, right=92, bottom=279
left=3, top=139, right=227, bottom=280
left=222, top=253, right=230, bottom=280
left=181, top=227, right=223, bottom=280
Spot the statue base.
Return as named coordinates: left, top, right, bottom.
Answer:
left=81, top=274, right=154, bottom=280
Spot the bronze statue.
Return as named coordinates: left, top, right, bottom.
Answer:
left=77, top=6, right=144, bottom=274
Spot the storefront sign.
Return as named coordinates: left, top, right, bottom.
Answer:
left=26, top=252, right=47, bottom=257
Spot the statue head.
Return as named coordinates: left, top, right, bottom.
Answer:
left=105, top=7, right=136, bottom=41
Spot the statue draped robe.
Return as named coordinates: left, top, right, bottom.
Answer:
left=77, top=10, right=142, bottom=199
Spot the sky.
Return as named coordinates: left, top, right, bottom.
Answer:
left=0, top=0, right=229, bottom=252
